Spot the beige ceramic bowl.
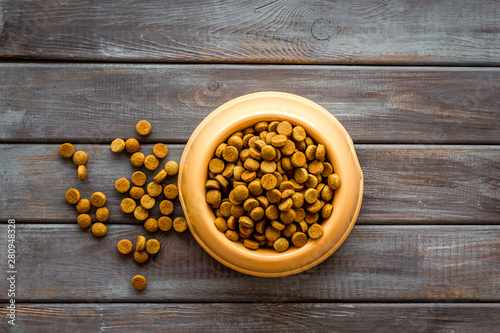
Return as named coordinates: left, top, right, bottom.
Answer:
left=178, top=92, right=363, bottom=277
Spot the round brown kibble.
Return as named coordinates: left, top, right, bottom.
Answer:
left=214, top=217, right=228, bottom=232
left=134, top=251, right=149, bottom=264
left=222, top=146, right=239, bottom=163
left=209, top=158, right=225, bottom=173
left=117, top=239, right=133, bottom=254
left=328, top=173, right=341, bottom=190
left=91, top=222, right=107, bottom=237
left=225, top=229, right=239, bottom=242
left=308, top=160, right=324, bottom=175
left=154, top=169, right=167, bottom=183
left=291, top=192, right=304, bottom=208
left=163, top=184, right=178, bottom=199
left=266, top=188, right=282, bottom=203
left=280, top=140, right=295, bottom=156
left=130, top=152, right=145, bottom=167
left=110, top=138, right=126, bottom=153
left=136, top=235, right=146, bottom=251
left=260, top=160, right=276, bottom=174
left=276, top=121, right=293, bottom=136
left=321, top=162, right=334, bottom=177
left=265, top=205, right=279, bottom=220
left=136, top=120, right=152, bottom=136
left=96, top=207, right=109, bottom=222
left=244, top=239, right=260, bottom=250
left=265, top=226, right=280, bottom=241
left=271, top=134, right=287, bottom=147
left=273, top=237, right=289, bottom=252
left=165, top=161, right=179, bottom=176
left=158, top=216, right=173, bottom=231
left=90, top=192, right=106, bottom=208
left=153, top=143, right=168, bottom=158
left=291, top=232, right=308, bottom=247
left=292, top=126, right=306, bottom=141
left=120, top=198, right=136, bottom=213
left=316, top=144, right=326, bottom=161
left=130, top=186, right=145, bottom=200
left=131, top=275, right=147, bottom=290
left=159, top=200, right=174, bottom=215
left=227, top=135, right=243, bottom=150
left=77, top=165, right=87, bottom=181
left=280, top=209, right=296, bottom=224
left=131, top=171, right=147, bottom=186
left=144, top=155, right=160, bottom=170
left=321, top=203, right=333, bottom=219
left=125, top=138, right=140, bottom=153
left=294, top=167, right=309, bottom=184
left=304, top=188, right=318, bottom=204
left=291, top=151, right=306, bottom=168
left=278, top=198, right=293, bottom=211
left=76, top=199, right=91, bottom=213
left=173, top=217, right=188, bottom=233
left=115, top=178, right=131, bottom=193
left=233, top=185, right=249, bottom=202
left=134, top=206, right=149, bottom=221
left=140, top=194, right=156, bottom=210
left=147, top=182, right=162, bottom=197
left=77, top=214, right=91, bottom=229
left=261, top=174, right=277, bottom=190
left=305, top=145, right=317, bottom=161
left=144, top=217, right=158, bottom=233
left=206, top=189, right=222, bottom=207
left=72, top=151, right=88, bottom=166
left=308, top=223, right=324, bottom=239
left=146, top=239, right=161, bottom=254
left=59, top=143, right=75, bottom=158
left=261, top=145, right=276, bottom=161
left=66, top=189, right=81, bottom=205
left=271, top=220, right=285, bottom=231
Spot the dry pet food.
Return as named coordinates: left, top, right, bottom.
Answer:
left=117, top=239, right=133, bottom=254
left=66, top=189, right=81, bottom=205
left=173, top=217, right=187, bottom=232
left=91, top=222, right=107, bottom=237
left=77, top=214, right=91, bottom=229
left=136, top=120, right=152, bottom=136
left=146, top=239, right=161, bottom=254
left=59, top=143, right=75, bottom=158
left=131, top=275, right=147, bottom=290
left=90, top=192, right=106, bottom=208
left=110, top=138, right=126, bottom=153
left=72, top=151, right=88, bottom=166
left=77, top=165, right=87, bottom=181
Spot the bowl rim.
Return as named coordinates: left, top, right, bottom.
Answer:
left=178, top=91, right=363, bottom=277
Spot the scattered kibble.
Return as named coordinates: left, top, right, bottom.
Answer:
left=91, top=222, right=107, bottom=237
left=164, top=161, right=179, bottom=176
left=59, top=143, right=75, bottom=158
left=75, top=199, right=91, bottom=214
left=96, top=207, right=109, bottom=222
left=125, top=138, right=140, bottom=153
left=72, top=151, right=88, bottom=166
left=90, top=192, right=106, bottom=208
left=152, top=143, right=168, bottom=159
left=115, top=178, right=131, bottom=193
left=117, top=239, right=133, bottom=254
left=131, top=275, right=147, bottom=290
left=77, top=165, right=87, bottom=181
left=134, top=250, right=149, bottom=264
left=77, top=214, right=91, bottom=229
left=158, top=216, right=173, bottom=231
left=136, top=236, right=146, bottom=251
left=144, top=218, right=159, bottom=233
left=110, top=138, right=126, bottom=153
left=65, top=189, right=81, bottom=205
left=145, top=239, right=161, bottom=254
left=130, top=152, right=145, bottom=167
left=173, top=217, right=187, bottom=233
left=136, top=120, right=152, bottom=136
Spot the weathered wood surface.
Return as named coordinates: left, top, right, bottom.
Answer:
left=2, top=303, right=499, bottom=332
left=0, top=224, right=498, bottom=302
left=0, top=0, right=499, bottom=65
left=1, top=144, right=498, bottom=224
left=1, top=64, right=499, bottom=144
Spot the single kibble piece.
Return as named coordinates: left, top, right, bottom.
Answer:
left=214, top=217, right=228, bottom=233
left=140, top=194, right=156, bottom=210
left=153, top=143, right=168, bottom=158
left=144, top=217, right=159, bottom=233
left=328, top=173, right=341, bottom=190
left=144, top=155, right=160, bottom=170
left=209, top=158, right=225, bottom=174
left=90, top=192, right=106, bottom=208
left=173, top=217, right=188, bottom=233
left=222, top=146, right=239, bottom=163
left=225, top=230, right=239, bottom=242
left=147, top=182, right=163, bottom=197
left=66, top=189, right=81, bottom=205
left=134, top=251, right=149, bottom=264
left=308, top=223, right=324, bottom=239
left=244, top=239, right=260, bottom=250
left=131, top=275, right=147, bottom=290
left=159, top=200, right=174, bottom=215
left=321, top=203, right=333, bottom=219
left=110, top=138, right=126, bottom=153
left=146, top=239, right=161, bottom=254
left=72, top=151, right=88, bottom=166
left=136, top=120, right=152, bottom=136
left=76, top=199, right=91, bottom=213
left=153, top=169, right=167, bottom=183
left=165, top=161, right=179, bottom=176
left=59, top=143, right=75, bottom=158
left=136, top=235, right=146, bottom=251
left=134, top=206, right=149, bottom=221
left=115, top=178, right=131, bottom=193
left=276, top=121, right=293, bottom=136
left=291, top=232, right=308, bottom=248
left=117, top=239, right=133, bottom=254
left=77, top=214, right=91, bottom=229
left=120, top=198, right=137, bottom=213
left=96, top=207, right=110, bottom=222
left=130, top=186, right=145, bottom=200
left=273, top=237, right=289, bottom=252
left=292, top=126, right=306, bottom=141
left=125, top=138, right=140, bottom=153
left=163, top=184, right=179, bottom=199
left=130, top=152, right=145, bottom=167
left=206, top=189, right=222, bottom=207
left=158, top=216, right=173, bottom=231
left=77, top=165, right=87, bottom=181
left=304, top=188, right=318, bottom=204
left=91, top=222, right=107, bottom=237
left=131, top=171, right=147, bottom=186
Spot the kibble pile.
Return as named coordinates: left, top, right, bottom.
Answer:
left=206, top=120, right=341, bottom=252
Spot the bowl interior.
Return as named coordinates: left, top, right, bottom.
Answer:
left=178, top=92, right=363, bottom=277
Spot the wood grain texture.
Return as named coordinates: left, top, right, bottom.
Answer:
left=0, top=144, right=498, bottom=224
left=1, top=63, right=499, bottom=144
left=0, top=0, right=498, bottom=64
left=0, top=224, right=498, bottom=302
left=2, top=303, right=499, bottom=332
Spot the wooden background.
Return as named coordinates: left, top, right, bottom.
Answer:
left=0, top=0, right=499, bottom=331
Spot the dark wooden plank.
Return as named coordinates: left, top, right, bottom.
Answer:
left=0, top=224, right=498, bottom=302
left=1, top=63, right=499, bottom=144
left=1, top=144, right=499, bottom=224
left=2, top=303, right=499, bottom=332
left=0, top=0, right=499, bottom=65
